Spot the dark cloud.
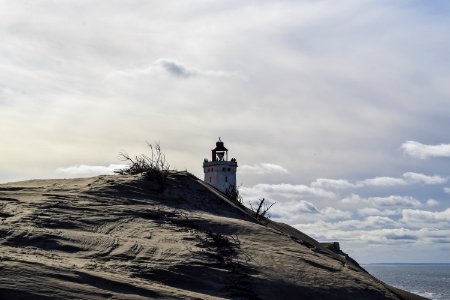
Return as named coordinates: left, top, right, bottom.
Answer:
left=385, top=233, right=418, bottom=240
left=157, top=59, right=191, bottom=78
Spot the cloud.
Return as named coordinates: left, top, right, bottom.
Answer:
left=444, top=187, right=450, bottom=194
left=402, top=172, right=447, bottom=184
left=361, top=228, right=418, bottom=242
left=402, top=141, right=450, bottom=159
left=335, top=216, right=399, bottom=231
left=0, top=87, right=14, bottom=96
left=342, top=194, right=422, bottom=208
left=297, top=221, right=448, bottom=244
left=268, top=199, right=320, bottom=224
left=55, top=164, right=126, bottom=178
left=239, top=163, right=288, bottom=175
left=311, top=178, right=356, bottom=189
left=290, top=200, right=320, bottom=214
left=368, top=195, right=422, bottom=208
left=240, top=183, right=336, bottom=201
left=341, top=193, right=363, bottom=205
left=357, top=207, right=400, bottom=217
left=271, top=201, right=353, bottom=224
left=401, top=208, right=450, bottom=225
left=311, top=172, right=446, bottom=190
left=157, top=59, right=191, bottom=78
left=426, top=199, right=439, bottom=207
left=357, top=176, right=407, bottom=187
left=0, top=86, right=15, bottom=105
left=106, top=58, right=245, bottom=80
left=2, top=0, right=450, bottom=263
left=320, top=207, right=352, bottom=221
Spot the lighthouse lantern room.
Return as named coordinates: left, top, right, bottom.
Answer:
left=203, top=138, right=237, bottom=193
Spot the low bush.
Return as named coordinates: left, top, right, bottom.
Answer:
left=224, top=185, right=243, bottom=205
left=115, top=142, right=170, bottom=191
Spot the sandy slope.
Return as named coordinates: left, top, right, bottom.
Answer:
left=0, top=172, right=427, bottom=300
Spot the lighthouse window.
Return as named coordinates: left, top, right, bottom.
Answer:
left=209, top=177, right=211, bottom=183
left=225, top=176, right=228, bottom=182
left=227, top=168, right=231, bottom=171
left=222, top=167, right=225, bottom=171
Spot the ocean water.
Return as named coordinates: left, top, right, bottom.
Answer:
left=364, top=264, right=450, bottom=300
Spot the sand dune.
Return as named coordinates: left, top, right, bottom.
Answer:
left=0, top=172, right=427, bottom=299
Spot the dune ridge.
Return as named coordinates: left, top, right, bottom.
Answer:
left=0, top=172, right=427, bottom=299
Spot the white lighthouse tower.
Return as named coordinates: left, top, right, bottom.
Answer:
left=203, top=138, right=238, bottom=193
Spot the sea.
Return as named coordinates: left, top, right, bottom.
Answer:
left=363, top=264, right=450, bottom=300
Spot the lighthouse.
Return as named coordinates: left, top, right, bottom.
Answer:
left=203, top=138, right=238, bottom=193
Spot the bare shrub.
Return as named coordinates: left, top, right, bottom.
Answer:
left=205, top=231, right=241, bottom=264
left=115, top=142, right=170, bottom=191
left=249, top=198, right=275, bottom=223
left=224, top=185, right=243, bottom=205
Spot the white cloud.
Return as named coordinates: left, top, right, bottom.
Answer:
left=342, top=194, right=422, bottom=208
left=320, top=207, right=352, bottom=221
left=341, top=193, right=363, bottom=205
left=357, top=176, right=407, bottom=187
left=402, top=208, right=450, bottom=223
left=444, top=187, right=450, bottom=194
left=289, top=200, right=320, bottom=214
left=360, top=228, right=418, bottom=243
left=239, top=163, right=288, bottom=175
left=426, top=199, right=439, bottom=207
left=402, top=172, right=447, bottom=184
left=271, top=201, right=353, bottom=224
left=402, top=141, right=450, bottom=159
left=55, top=164, right=126, bottom=178
left=311, top=178, right=356, bottom=189
left=0, top=86, right=14, bottom=96
left=296, top=221, right=450, bottom=245
left=334, top=216, right=398, bottom=231
left=311, top=172, right=446, bottom=191
left=240, top=183, right=336, bottom=200
left=294, top=220, right=450, bottom=262
left=268, top=199, right=319, bottom=224
left=368, top=195, right=422, bottom=208
left=296, top=217, right=400, bottom=236
left=357, top=207, right=400, bottom=217
left=400, top=208, right=450, bottom=230
left=357, top=207, right=383, bottom=216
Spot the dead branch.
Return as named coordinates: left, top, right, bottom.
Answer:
left=249, top=198, right=276, bottom=222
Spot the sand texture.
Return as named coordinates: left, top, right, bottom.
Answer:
left=0, top=172, right=428, bottom=299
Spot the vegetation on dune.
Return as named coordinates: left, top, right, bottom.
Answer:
left=225, top=184, right=243, bottom=204
left=115, top=142, right=170, bottom=191
left=225, top=185, right=275, bottom=225
left=249, top=198, right=275, bottom=222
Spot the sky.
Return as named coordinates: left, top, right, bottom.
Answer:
left=1, top=0, right=450, bottom=263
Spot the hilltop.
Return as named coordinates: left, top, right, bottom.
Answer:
left=0, top=172, right=426, bottom=299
